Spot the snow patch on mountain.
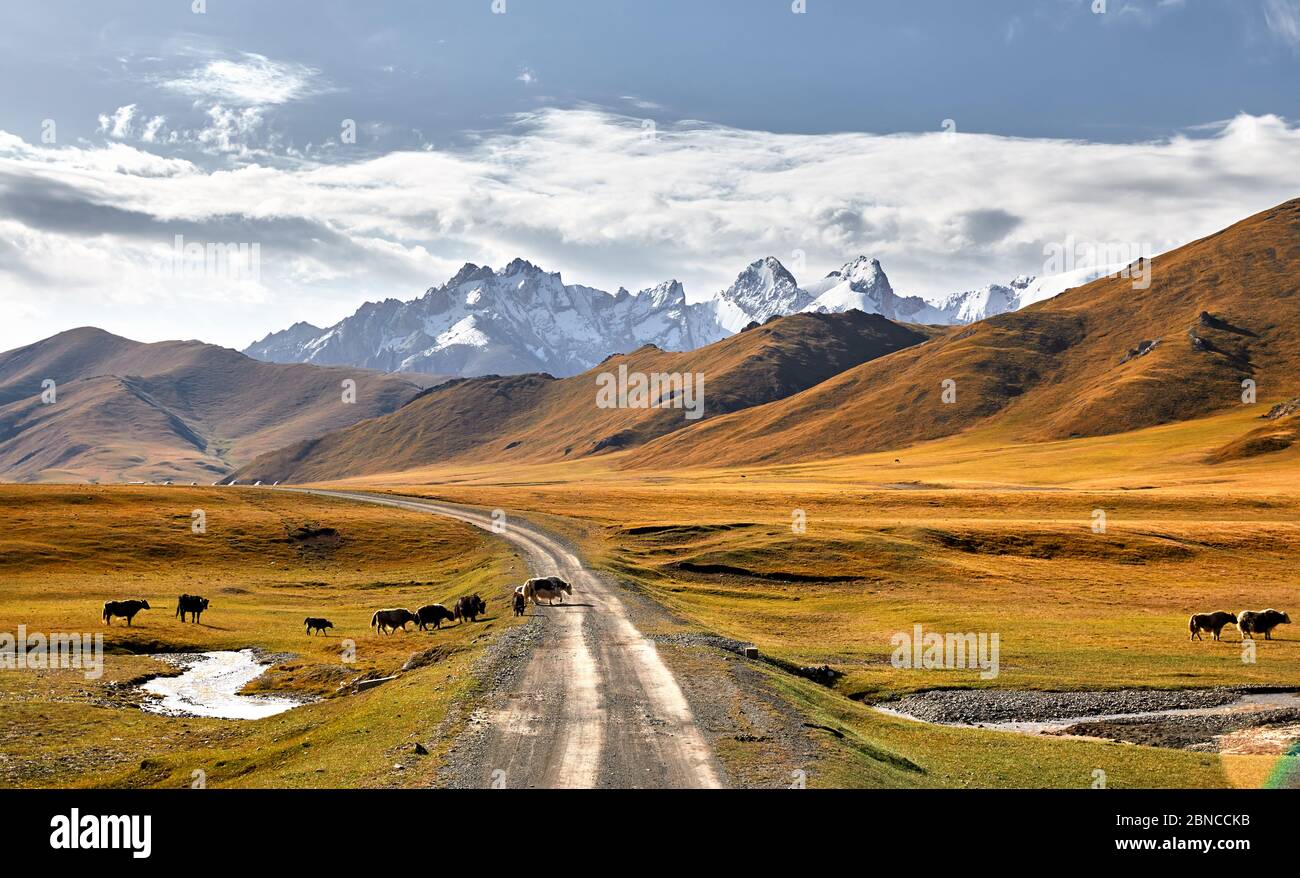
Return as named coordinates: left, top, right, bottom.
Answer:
left=934, top=262, right=1126, bottom=324
left=1015, top=262, right=1125, bottom=308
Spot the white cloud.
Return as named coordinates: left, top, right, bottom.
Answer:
left=140, top=115, right=167, bottom=143
left=159, top=52, right=328, bottom=106
left=91, top=100, right=269, bottom=158
left=1091, top=0, right=1186, bottom=28
left=1264, top=0, right=1300, bottom=48
left=103, top=51, right=334, bottom=157
left=620, top=96, right=664, bottom=111
left=517, top=67, right=537, bottom=86
left=1, top=108, right=1299, bottom=353
left=192, top=104, right=266, bottom=155
left=96, top=104, right=138, bottom=139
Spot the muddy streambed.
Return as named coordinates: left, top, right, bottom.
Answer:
left=140, top=649, right=306, bottom=720
left=874, top=688, right=1300, bottom=754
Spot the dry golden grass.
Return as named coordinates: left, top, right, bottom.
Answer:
left=0, top=485, right=521, bottom=788
left=6, top=399, right=1300, bottom=787
left=301, top=405, right=1300, bottom=786
left=370, top=477, right=1300, bottom=698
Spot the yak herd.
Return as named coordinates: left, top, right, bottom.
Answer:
left=101, top=589, right=1293, bottom=656
left=1188, top=608, right=1291, bottom=641
left=98, top=576, right=578, bottom=639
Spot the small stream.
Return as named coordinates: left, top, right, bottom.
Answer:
left=874, top=688, right=1300, bottom=755
left=140, top=649, right=303, bottom=720
left=877, top=691, right=1300, bottom=735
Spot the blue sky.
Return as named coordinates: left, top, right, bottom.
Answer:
left=5, top=0, right=1300, bottom=145
left=0, top=0, right=1299, bottom=350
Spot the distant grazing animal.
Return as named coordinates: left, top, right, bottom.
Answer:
left=453, top=594, right=487, bottom=623
left=103, top=599, right=150, bottom=626
left=1238, top=609, right=1292, bottom=641
left=522, top=576, right=572, bottom=606
left=176, top=594, right=210, bottom=623
left=371, top=608, right=418, bottom=634
left=1188, top=611, right=1236, bottom=641
left=305, top=617, right=334, bottom=636
left=415, top=604, right=456, bottom=631
left=512, top=589, right=527, bottom=617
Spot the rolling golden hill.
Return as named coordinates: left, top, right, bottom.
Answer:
left=0, top=328, right=438, bottom=483
left=240, top=197, right=1298, bottom=483
left=627, top=197, right=1300, bottom=468
left=234, top=311, right=931, bottom=482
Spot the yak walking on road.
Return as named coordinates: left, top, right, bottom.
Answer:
left=522, top=576, right=572, bottom=606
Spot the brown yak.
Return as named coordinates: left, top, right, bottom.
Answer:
left=453, top=594, right=487, bottom=623
left=1188, top=611, right=1236, bottom=641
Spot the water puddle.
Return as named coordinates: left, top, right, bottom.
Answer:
left=140, top=649, right=304, bottom=720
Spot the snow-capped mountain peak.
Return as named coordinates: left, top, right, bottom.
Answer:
left=642, top=279, right=687, bottom=308
left=245, top=260, right=707, bottom=378
left=934, top=263, right=1122, bottom=324
left=709, top=257, right=812, bottom=333
left=801, top=256, right=948, bottom=324
left=244, top=253, right=1109, bottom=379
left=840, top=255, right=887, bottom=285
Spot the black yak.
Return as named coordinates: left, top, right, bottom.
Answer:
left=415, top=604, right=456, bottom=631
left=305, top=617, right=334, bottom=635
left=370, top=608, right=417, bottom=634
left=103, top=599, right=150, bottom=626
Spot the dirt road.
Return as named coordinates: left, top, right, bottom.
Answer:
left=301, top=489, right=724, bottom=789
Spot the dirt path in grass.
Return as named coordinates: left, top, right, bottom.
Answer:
left=297, top=489, right=724, bottom=789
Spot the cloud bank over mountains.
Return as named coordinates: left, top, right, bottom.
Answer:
left=1, top=103, right=1298, bottom=354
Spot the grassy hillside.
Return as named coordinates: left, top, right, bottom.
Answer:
left=630, top=197, right=1300, bottom=467
left=237, top=199, right=1300, bottom=482
left=235, top=311, right=931, bottom=482
left=0, top=328, right=436, bottom=483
